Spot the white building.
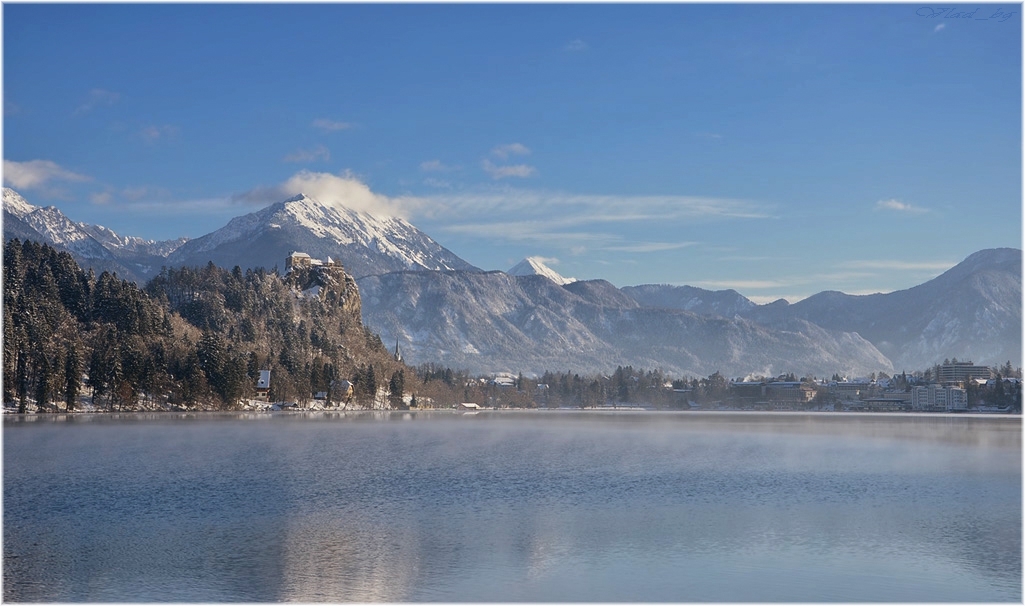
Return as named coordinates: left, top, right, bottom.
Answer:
left=911, top=385, right=967, bottom=411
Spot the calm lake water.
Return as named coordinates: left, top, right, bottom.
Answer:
left=3, top=411, right=1021, bottom=602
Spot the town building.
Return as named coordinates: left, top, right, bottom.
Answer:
left=911, top=385, right=968, bottom=411
left=939, top=362, right=991, bottom=385
left=726, top=381, right=816, bottom=410
left=765, top=381, right=816, bottom=407
left=828, top=381, right=874, bottom=401
left=333, top=379, right=354, bottom=401
left=255, top=370, right=271, bottom=399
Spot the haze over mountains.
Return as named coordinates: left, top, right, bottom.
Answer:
left=3, top=187, right=1020, bottom=377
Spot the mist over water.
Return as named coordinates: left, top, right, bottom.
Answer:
left=4, top=412, right=1020, bottom=602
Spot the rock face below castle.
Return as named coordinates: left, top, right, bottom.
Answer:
left=285, top=252, right=362, bottom=325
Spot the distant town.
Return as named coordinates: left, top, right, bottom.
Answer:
left=377, top=360, right=1022, bottom=415
left=242, top=357, right=1021, bottom=415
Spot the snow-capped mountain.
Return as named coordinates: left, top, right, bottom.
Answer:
left=3, top=188, right=115, bottom=262
left=357, top=270, right=892, bottom=377
left=622, top=284, right=756, bottom=317
left=2, top=188, right=36, bottom=219
left=741, top=248, right=1022, bottom=370
left=2, top=187, right=187, bottom=282
left=167, top=193, right=478, bottom=278
left=507, top=257, right=576, bottom=285
left=359, top=249, right=1020, bottom=376
left=77, top=222, right=188, bottom=257
left=4, top=186, right=1019, bottom=376
left=76, top=222, right=190, bottom=279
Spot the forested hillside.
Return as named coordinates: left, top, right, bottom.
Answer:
left=2, top=239, right=410, bottom=411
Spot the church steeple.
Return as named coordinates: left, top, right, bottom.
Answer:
left=394, top=339, right=403, bottom=363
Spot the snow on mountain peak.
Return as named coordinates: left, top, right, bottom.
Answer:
left=3, top=187, right=38, bottom=218
left=168, top=191, right=477, bottom=277
left=508, top=256, right=576, bottom=285
left=77, top=222, right=189, bottom=256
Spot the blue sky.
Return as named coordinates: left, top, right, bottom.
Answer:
left=4, top=3, right=1021, bottom=302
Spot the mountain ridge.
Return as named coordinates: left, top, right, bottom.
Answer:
left=621, top=284, right=756, bottom=317
left=165, top=193, right=479, bottom=278
left=2, top=188, right=147, bottom=281
left=740, top=248, right=1022, bottom=370
left=3, top=188, right=1019, bottom=374
left=357, top=270, right=894, bottom=377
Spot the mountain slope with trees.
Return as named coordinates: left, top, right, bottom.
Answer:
left=2, top=239, right=409, bottom=411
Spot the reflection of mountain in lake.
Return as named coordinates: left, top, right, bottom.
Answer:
left=278, top=510, right=419, bottom=602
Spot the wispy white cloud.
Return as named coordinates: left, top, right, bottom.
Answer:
left=423, top=177, right=452, bottom=189
left=140, top=124, right=180, bottom=143
left=312, top=118, right=352, bottom=132
left=417, top=188, right=770, bottom=223
left=283, top=144, right=331, bottom=163
left=695, top=133, right=722, bottom=140
left=564, top=39, right=588, bottom=52
left=234, top=169, right=420, bottom=219
left=934, top=23, right=946, bottom=32
left=420, top=159, right=460, bottom=172
left=121, top=185, right=171, bottom=202
left=694, top=279, right=793, bottom=290
left=230, top=177, right=766, bottom=258
left=3, top=159, right=92, bottom=195
left=115, top=196, right=241, bottom=216
left=605, top=241, right=697, bottom=253
left=423, top=187, right=765, bottom=253
left=692, top=268, right=878, bottom=298
left=441, top=221, right=613, bottom=245
left=530, top=255, right=562, bottom=265
left=839, top=259, right=954, bottom=271
left=90, top=191, right=114, bottom=205
left=482, top=159, right=537, bottom=179
left=491, top=143, right=531, bottom=160
left=875, top=198, right=929, bottom=214
left=719, top=254, right=795, bottom=262
left=73, top=88, right=120, bottom=116
left=84, top=185, right=174, bottom=207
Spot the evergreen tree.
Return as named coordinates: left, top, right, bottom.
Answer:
left=363, top=364, right=378, bottom=405
left=64, top=344, right=81, bottom=411
left=389, top=369, right=405, bottom=407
